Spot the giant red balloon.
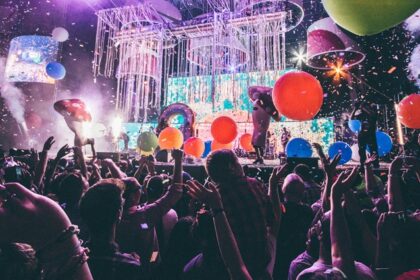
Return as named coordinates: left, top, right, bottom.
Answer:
left=184, top=137, right=205, bottom=158
left=239, top=133, right=254, bottom=152
left=25, top=112, right=43, bottom=129
left=397, top=94, right=420, bottom=129
left=273, top=71, right=324, bottom=121
left=211, top=116, right=238, bottom=144
left=158, top=127, right=184, bottom=150
left=211, top=140, right=233, bottom=151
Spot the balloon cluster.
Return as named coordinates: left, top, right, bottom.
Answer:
left=45, top=27, right=69, bottom=80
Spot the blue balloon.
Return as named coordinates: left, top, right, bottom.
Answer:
left=348, top=119, right=361, bottom=133
left=286, top=138, right=313, bottom=158
left=367, top=131, right=392, bottom=157
left=202, top=140, right=212, bottom=158
left=328, top=141, right=352, bottom=165
left=46, top=62, right=66, bottom=80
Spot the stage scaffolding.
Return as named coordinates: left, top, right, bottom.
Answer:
left=93, top=0, right=303, bottom=121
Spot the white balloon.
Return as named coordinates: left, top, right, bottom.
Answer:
left=351, top=144, right=360, bottom=162
left=52, top=27, right=69, bottom=42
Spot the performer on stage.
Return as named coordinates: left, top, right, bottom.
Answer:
left=119, top=131, right=129, bottom=151
left=351, top=100, right=379, bottom=170
left=280, top=127, right=291, bottom=154
left=54, top=99, right=94, bottom=148
left=248, top=86, right=281, bottom=164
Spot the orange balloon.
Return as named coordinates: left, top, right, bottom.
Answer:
left=397, top=94, right=420, bottom=129
left=273, top=71, right=324, bottom=121
left=211, top=116, right=238, bottom=144
left=158, top=127, right=184, bottom=150
left=211, top=140, right=233, bottom=151
left=184, top=137, right=205, bottom=158
left=239, top=133, right=254, bottom=152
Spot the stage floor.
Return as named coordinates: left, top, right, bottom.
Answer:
left=154, top=158, right=391, bottom=183
left=162, top=158, right=391, bottom=170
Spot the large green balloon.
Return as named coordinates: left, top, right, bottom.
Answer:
left=137, top=132, right=158, bottom=152
left=322, top=0, right=420, bottom=36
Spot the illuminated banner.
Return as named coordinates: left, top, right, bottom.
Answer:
left=5, top=35, right=59, bottom=84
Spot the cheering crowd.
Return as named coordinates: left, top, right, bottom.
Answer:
left=0, top=136, right=419, bottom=280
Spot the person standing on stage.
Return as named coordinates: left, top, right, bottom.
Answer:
left=350, top=100, right=379, bottom=170
left=248, top=86, right=281, bottom=164
left=280, top=127, right=291, bottom=155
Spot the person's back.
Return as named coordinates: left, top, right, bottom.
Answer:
left=80, top=179, right=143, bottom=280
left=206, top=149, right=272, bottom=279
left=117, top=205, right=159, bottom=268
left=274, top=173, right=314, bottom=280
left=218, top=176, right=272, bottom=279
left=275, top=200, right=314, bottom=279
left=297, top=260, right=376, bottom=280
left=182, top=211, right=229, bottom=280
left=86, top=240, right=143, bottom=280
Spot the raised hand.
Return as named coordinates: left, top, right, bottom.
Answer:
left=377, top=212, right=401, bottom=241
left=365, top=154, right=378, bottom=167
left=331, top=167, right=358, bottom=200
left=312, top=142, right=323, bottom=155
left=324, top=153, right=342, bottom=178
left=42, top=136, right=55, bottom=152
left=187, top=180, right=223, bottom=209
left=56, top=144, right=71, bottom=160
left=269, top=164, right=288, bottom=187
left=171, top=149, right=184, bottom=162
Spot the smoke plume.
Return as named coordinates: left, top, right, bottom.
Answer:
left=0, top=57, right=26, bottom=124
left=408, top=44, right=420, bottom=88
left=405, top=9, right=420, bottom=89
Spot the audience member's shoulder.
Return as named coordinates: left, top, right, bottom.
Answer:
left=246, top=176, right=264, bottom=187
left=354, top=261, right=376, bottom=280
left=113, top=251, right=142, bottom=267
left=296, top=262, right=331, bottom=280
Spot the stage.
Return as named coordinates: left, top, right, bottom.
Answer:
left=152, top=158, right=392, bottom=184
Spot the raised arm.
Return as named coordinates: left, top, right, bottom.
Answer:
left=44, top=144, right=71, bottom=193
left=187, top=180, right=252, bottom=280
left=138, top=149, right=184, bottom=225
left=344, top=191, right=376, bottom=264
left=364, top=154, right=379, bottom=195
left=33, top=136, right=55, bottom=193
left=0, top=183, right=93, bottom=280
left=387, top=157, right=405, bottom=212
left=320, top=153, right=341, bottom=212
left=102, top=158, right=127, bottom=179
left=133, top=156, right=148, bottom=180
left=268, top=164, right=288, bottom=235
left=330, top=168, right=359, bottom=279
left=73, top=146, right=88, bottom=179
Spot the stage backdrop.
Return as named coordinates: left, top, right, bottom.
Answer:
left=119, top=117, right=334, bottom=154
